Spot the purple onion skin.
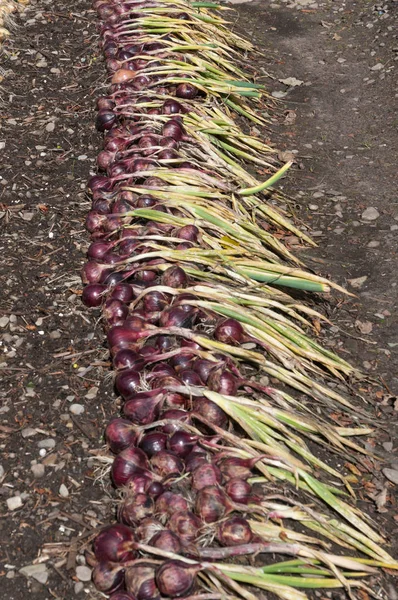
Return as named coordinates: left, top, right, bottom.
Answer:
left=94, top=523, right=136, bottom=563
left=93, top=562, right=125, bottom=594
left=168, top=510, right=201, bottom=544
left=105, top=418, right=136, bottom=454
left=125, top=564, right=160, bottom=600
left=156, top=560, right=197, bottom=598
left=109, top=593, right=137, bottom=600
left=82, top=283, right=106, bottom=307
left=149, top=530, right=182, bottom=554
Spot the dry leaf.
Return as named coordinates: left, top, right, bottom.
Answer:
left=279, top=77, right=304, bottom=87
left=355, top=320, right=373, bottom=334
left=348, top=275, right=367, bottom=289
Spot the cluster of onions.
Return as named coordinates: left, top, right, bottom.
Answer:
left=80, top=1, right=398, bottom=599
left=82, top=3, right=275, bottom=597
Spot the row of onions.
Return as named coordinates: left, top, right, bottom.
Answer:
left=82, top=1, right=397, bottom=599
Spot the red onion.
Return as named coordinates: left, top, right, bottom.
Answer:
left=161, top=265, right=188, bottom=288
left=156, top=560, right=198, bottom=598
left=96, top=109, right=118, bottom=131
left=176, top=83, right=198, bottom=99
left=191, top=463, right=222, bottom=491
left=192, top=397, right=228, bottom=428
left=214, top=318, right=245, bottom=345
left=207, top=368, right=238, bottom=395
left=217, top=516, right=253, bottom=547
left=149, top=530, right=182, bottom=554
left=111, top=446, right=149, bottom=487
left=139, top=432, right=168, bottom=457
left=135, top=518, right=164, bottom=542
left=123, top=391, right=163, bottom=424
left=125, top=564, right=160, bottom=600
left=115, top=368, right=141, bottom=399
left=194, top=485, right=231, bottom=523
left=225, top=478, right=252, bottom=505
left=92, top=562, right=125, bottom=594
left=111, top=283, right=135, bottom=303
left=150, top=450, right=184, bottom=478
left=119, top=493, right=154, bottom=525
left=168, top=431, right=196, bottom=458
left=94, top=523, right=136, bottom=563
left=155, top=491, right=189, bottom=517
left=168, top=510, right=201, bottom=543
left=110, top=593, right=136, bottom=600
left=159, top=409, right=191, bottom=434
left=82, top=283, right=106, bottom=307
left=114, top=349, right=146, bottom=371
left=105, top=418, right=136, bottom=453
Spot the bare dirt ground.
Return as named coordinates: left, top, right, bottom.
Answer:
left=0, top=0, right=397, bottom=599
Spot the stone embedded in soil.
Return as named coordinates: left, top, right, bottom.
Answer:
left=7, top=496, right=23, bottom=511
left=70, top=403, right=85, bottom=415
left=38, top=438, right=56, bottom=449
left=31, top=464, right=45, bottom=478
left=382, top=468, right=398, bottom=485
left=361, top=207, right=380, bottom=221
left=21, top=428, right=38, bottom=438
left=75, top=566, right=92, bottom=582
left=59, top=484, right=69, bottom=498
left=19, top=563, right=49, bottom=584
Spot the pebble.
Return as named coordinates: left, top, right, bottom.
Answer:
left=383, top=468, right=398, bottom=485
left=45, top=122, right=55, bottom=132
left=0, top=316, right=9, bottom=328
left=309, top=204, right=319, bottom=210
left=7, top=496, right=23, bottom=511
left=59, top=484, right=69, bottom=498
left=370, top=62, right=384, bottom=71
left=76, top=566, right=92, bottom=582
left=19, top=563, right=49, bottom=584
left=70, top=403, right=85, bottom=415
left=21, top=428, right=38, bottom=438
left=0, top=465, right=4, bottom=478
left=31, top=464, right=45, bottom=478
left=367, top=240, right=380, bottom=248
left=38, top=438, right=56, bottom=449
left=361, top=207, right=380, bottom=221
left=74, top=582, right=84, bottom=594
left=49, top=329, right=62, bottom=339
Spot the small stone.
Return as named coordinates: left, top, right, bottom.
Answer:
left=59, top=484, right=69, bottom=498
left=45, top=122, right=55, bottom=132
left=271, top=90, right=288, bottom=99
left=383, top=442, right=393, bottom=452
left=77, top=154, right=88, bottom=161
left=49, top=330, right=62, bottom=339
left=50, top=67, right=61, bottom=74
left=370, top=63, right=384, bottom=71
left=7, top=496, right=23, bottom=511
left=362, top=207, right=380, bottom=221
left=74, top=581, right=84, bottom=594
left=19, top=563, right=49, bottom=584
left=367, top=240, right=380, bottom=248
left=31, top=464, right=45, bottom=478
left=85, top=387, right=98, bottom=399
left=76, top=566, right=92, bottom=582
left=309, top=204, right=319, bottom=210
left=21, top=428, right=38, bottom=438
left=38, top=438, right=56, bottom=449
left=0, top=316, right=9, bottom=328
left=70, top=403, right=85, bottom=415
left=0, top=465, right=4, bottom=478
left=383, top=468, right=398, bottom=485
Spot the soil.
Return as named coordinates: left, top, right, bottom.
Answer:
left=0, top=0, right=397, bottom=599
